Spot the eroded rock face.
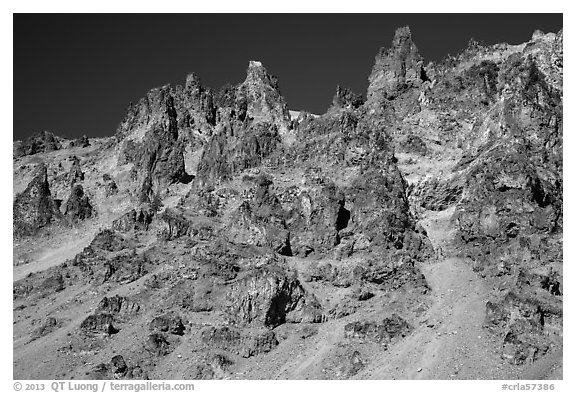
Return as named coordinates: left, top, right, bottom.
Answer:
left=194, top=61, right=291, bottom=186
left=149, top=312, right=185, bottom=336
left=285, top=176, right=347, bottom=256
left=367, top=26, right=426, bottom=104
left=173, top=73, right=217, bottom=145
left=67, top=156, right=85, bottom=186
left=484, top=289, right=554, bottom=365
left=13, top=163, right=61, bottom=236
left=158, top=208, right=193, bottom=240
left=87, top=229, right=128, bottom=253
left=344, top=314, right=413, bottom=344
left=12, top=27, right=563, bottom=380
left=223, top=264, right=313, bottom=328
left=117, top=85, right=191, bottom=200
left=64, top=185, right=93, bottom=222
left=200, top=326, right=279, bottom=358
left=331, top=85, right=364, bottom=111
left=185, top=353, right=234, bottom=380
left=96, top=295, right=141, bottom=321
left=68, top=135, right=91, bottom=148
left=14, top=131, right=62, bottom=158
left=444, top=33, right=564, bottom=364
left=144, top=333, right=174, bottom=356
left=408, top=175, right=464, bottom=213
left=112, top=206, right=154, bottom=232
left=195, top=122, right=281, bottom=186
left=239, top=61, right=292, bottom=139
left=227, top=176, right=290, bottom=255
left=71, top=233, right=150, bottom=285
left=80, top=313, right=118, bottom=335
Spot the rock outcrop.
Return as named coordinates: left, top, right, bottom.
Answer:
left=344, top=314, right=413, bottom=344
left=13, top=163, right=61, bottom=236
left=367, top=26, right=426, bottom=104
left=14, top=131, right=62, bottom=158
left=226, top=175, right=291, bottom=254
left=112, top=206, right=154, bottom=232
left=67, top=156, right=84, bottom=186
left=64, top=185, right=93, bottom=222
left=119, top=88, right=188, bottom=200
left=96, top=295, right=141, bottom=321
left=223, top=263, right=321, bottom=328
left=149, top=312, right=185, bottom=336
left=200, top=326, right=279, bottom=358
left=12, top=26, right=563, bottom=380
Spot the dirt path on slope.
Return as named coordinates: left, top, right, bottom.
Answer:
left=362, top=206, right=518, bottom=379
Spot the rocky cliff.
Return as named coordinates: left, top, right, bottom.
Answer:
left=13, top=26, right=562, bottom=380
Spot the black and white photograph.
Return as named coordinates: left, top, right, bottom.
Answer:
left=7, top=5, right=568, bottom=389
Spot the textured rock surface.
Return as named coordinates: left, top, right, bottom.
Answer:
left=13, top=163, right=62, bottom=236
left=13, top=26, right=562, bottom=380
left=14, top=130, right=62, bottom=158
left=367, top=26, right=426, bottom=104
left=112, top=206, right=154, bottom=232
left=344, top=314, right=413, bottom=344
left=64, top=185, right=93, bottom=222
left=223, top=263, right=308, bottom=328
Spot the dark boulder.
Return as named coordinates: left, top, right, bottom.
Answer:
left=110, top=355, right=128, bottom=376
left=149, top=312, right=185, bottom=336
left=144, top=333, right=173, bottom=356
left=80, top=313, right=119, bottom=335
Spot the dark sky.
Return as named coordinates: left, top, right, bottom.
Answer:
left=13, top=13, right=562, bottom=141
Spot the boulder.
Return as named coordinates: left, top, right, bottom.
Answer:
left=144, top=333, right=173, bottom=356
left=80, top=313, right=119, bottom=335
left=149, top=312, right=185, bottom=336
